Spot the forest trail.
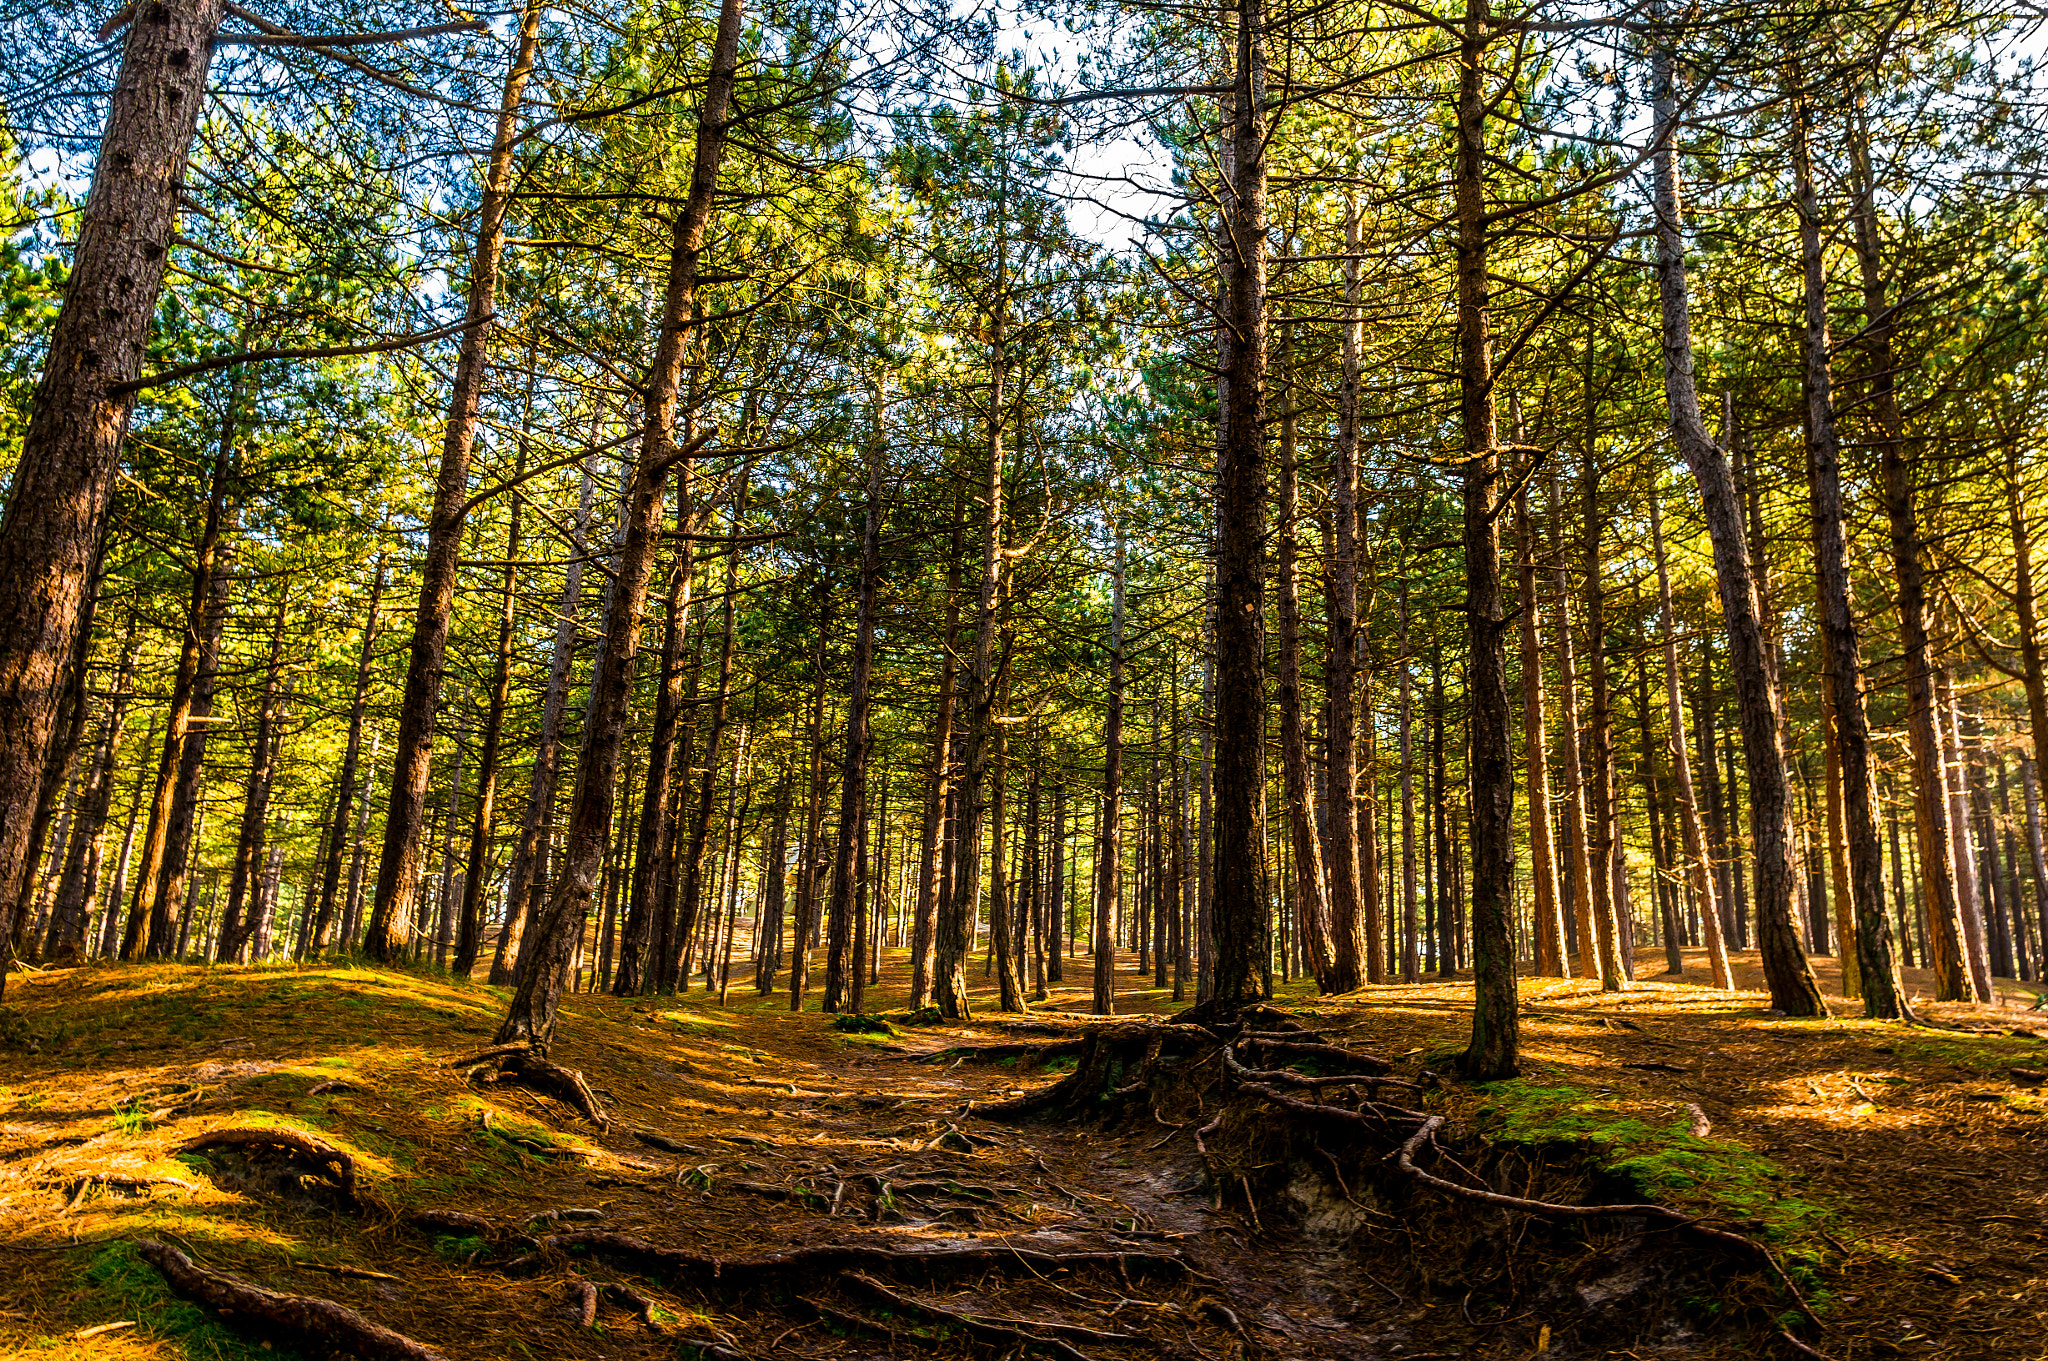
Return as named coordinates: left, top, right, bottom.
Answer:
left=2, top=951, right=2045, bottom=1360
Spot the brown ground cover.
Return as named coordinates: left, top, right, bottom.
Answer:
left=0, top=943, right=2042, bottom=1360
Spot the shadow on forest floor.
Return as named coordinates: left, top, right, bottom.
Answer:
left=0, top=943, right=2042, bottom=1360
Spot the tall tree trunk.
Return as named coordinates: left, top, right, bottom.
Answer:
left=217, top=593, right=288, bottom=961
left=1939, top=670, right=1995, bottom=995
left=1843, top=108, right=1970, bottom=1002
left=674, top=467, right=749, bottom=989
left=367, top=0, right=545, bottom=962
left=1275, top=359, right=1337, bottom=991
left=910, top=503, right=965, bottom=1009
left=45, top=625, right=139, bottom=965
left=0, top=0, right=227, bottom=970
left=1582, top=404, right=1624, bottom=991
left=1323, top=202, right=1367, bottom=994
left=938, top=282, right=1013, bottom=1021
left=492, top=462, right=591, bottom=982
left=1550, top=469, right=1597, bottom=981
left=789, top=583, right=831, bottom=1011
left=493, top=0, right=741, bottom=1050
left=1519, top=488, right=1567, bottom=977
left=613, top=466, right=694, bottom=996
left=1207, top=0, right=1271, bottom=1013
left=1790, top=102, right=1905, bottom=1015
left=1649, top=19, right=1824, bottom=1014
left=456, top=483, right=525, bottom=976
left=1093, top=527, right=1128, bottom=1015
left=308, top=556, right=385, bottom=956
left=989, top=628, right=1024, bottom=1012
left=1452, top=0, right=1519, bottom=1075
left=1649, top=495, right=1732, bottom=988
left=1398, top=592, right=1418, bottom=981
left=147, top=491, right=233, bottom=959
left=825, top=459, right=883, bottom=1013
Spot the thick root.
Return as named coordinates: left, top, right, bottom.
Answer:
left=137, top=1240, right=446, bottom=1361
left=454, top=1044, right=608, bottom=1128
left=175, top=1127, right=358, bottom=1207
left=499, top=1229, right=1188, bottom=1283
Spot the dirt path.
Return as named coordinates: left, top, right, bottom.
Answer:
left=2, top=946, right=2044, bottom=1360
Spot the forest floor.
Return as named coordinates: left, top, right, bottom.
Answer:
left=2, top=943, right=2045, bottom=1361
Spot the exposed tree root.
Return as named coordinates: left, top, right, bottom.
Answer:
left=568, top=1280, right=599, bottom=1327
left=454, top=1044, right=608, bottom=1128
left=633, top=1127, right=700, bottom=1155
left=915, top=1039, right=1087, bottom=1065
left=1235, top=1037, right=1392, bottom=1074
left=496, top=1228, right=1188, bottom=1284
left=840, top=1269, right=1112, bottom=1360
left=406, top=1208, right=502, bottom=1239
left=137, top=1240, right=446, bottom=1361
left=175, top=1127, right=358, bottom=1206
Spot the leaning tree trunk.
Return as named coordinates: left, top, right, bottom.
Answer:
left=1452, top=0, right=1519, bottom=1078
left=824, top=459, right=883, bottom=1013
left=366, top=0, right=544, bottom=963
left=1649, top=19, right=1824, bottom=1014
left=0, top=0, right=226, bottom=975
left=493, top=0, right=741, bottom=1050
left=1207, top=0, right=1271, bottom=1013
left=1791, top=99, right=1905, bottom=1017
left=1649, top=495, right=1732, bottom=988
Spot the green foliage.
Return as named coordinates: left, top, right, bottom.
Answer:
left=829, top=1012, right=898, bottom=1035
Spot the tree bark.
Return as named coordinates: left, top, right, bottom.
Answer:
left=1649, top=495, right=1732, bottom=988
left=1452, top=0, right=1519, bottom=1076
left=217, top=592, right=288, bottom=962
left=1520, top=488, right=1567, bottom=976
left=455, top=480, right=524, bottom=977
left=673, top=467, right=748, bottom=989
left=1207, top=0, right=1271, bottom=1013
left=493, top=0, right=741, bottom=1050
left=1649, top=20, right=1824, bottom=1014
left=789, top=583, right=831, bottom=1010
left=1582, top=403, right=1624, bottom=991
left=489, top=462, right=590, bottom=982
left=1323, top=201, right=1367, bottom=995
left=1092, top=527, right=1127, bottom=1016
left=825, top=458, right=883, bottom=1013
left=366, top=0, right=544, bottom=963
left=1275, top=358, right=1338, bottom=991
left=0, top=0, right=227, bottom=973
left=44, top=626, right=139, bottom=965
left=1790, top=102, right=1904, bottom=1015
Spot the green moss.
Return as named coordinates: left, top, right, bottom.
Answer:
left=1472, top=1080, right=1837, bottom=1287
left=830, top=1012, right=898, bottom=1036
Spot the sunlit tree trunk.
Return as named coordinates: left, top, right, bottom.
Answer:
left=0, top=0, right=227, bottom=981
left=1649, top=18, right=1823, bottom=1013
left=1093, top=527, right=1127, bottom=1015
left=368, top=0, right=545, bottom=962
left=1649, top=495, right=1731, bottom=988
left=1520, top=488, right=1567, bottom=977
left=494, top=0, right=741, bottom=1050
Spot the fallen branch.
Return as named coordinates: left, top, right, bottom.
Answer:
left=175, top=1127, right=357, bottom=1205
left=137, top=1241, right=446, bottom=1361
